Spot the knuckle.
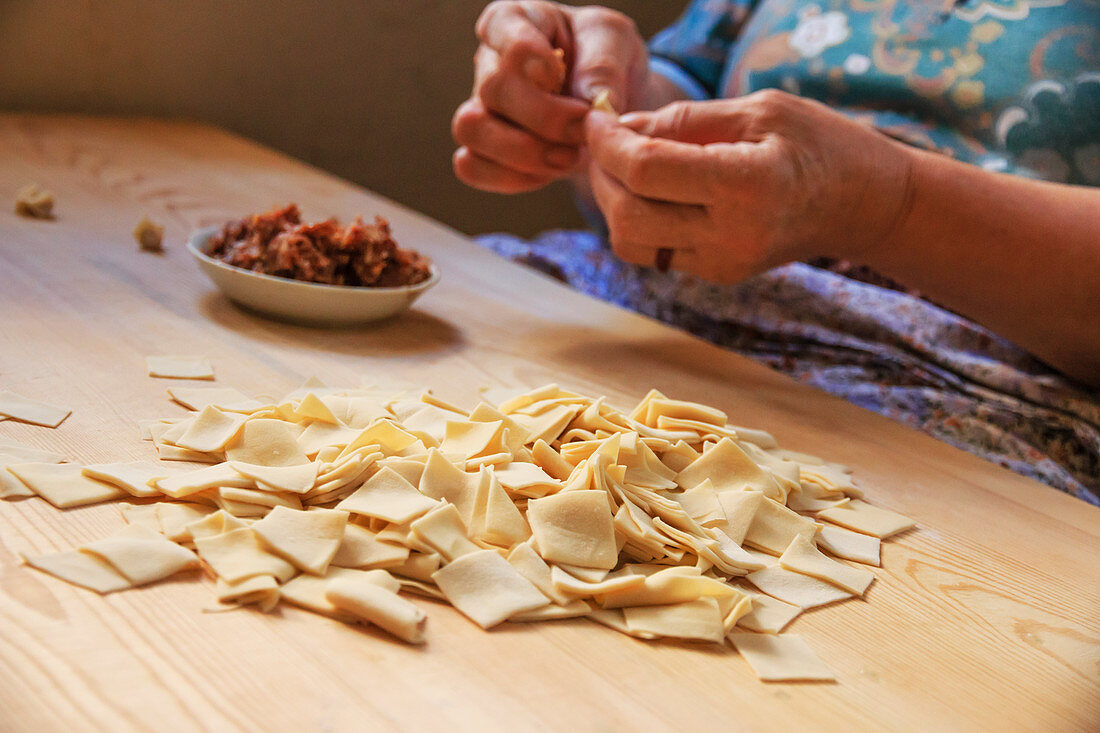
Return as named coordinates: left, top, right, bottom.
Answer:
left=477, top=69, right=508, bottom=106
left=475, top=1, right=514, bottom=37
left=583, top=7, right=637, bottom=35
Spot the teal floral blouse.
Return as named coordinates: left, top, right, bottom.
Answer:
left=477, top=1, right=1100, bottom=504
left=649, top=0, right=1100, bottom=185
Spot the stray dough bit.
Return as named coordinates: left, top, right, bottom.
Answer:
left=134, top=217, right=165, bottom=252
left=0, top=390, right=71, bottom=428
left=325, top=576, right=428, bottom=644
left=15, top=183, right=54, bottom=219
left=728, top=633, right=835, bottom=682
left=432, top=549, right=548, bottom=629
left=146, top=356, right=215, bottom=380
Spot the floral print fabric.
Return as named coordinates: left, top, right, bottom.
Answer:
left=476, top=232, right=1100, bottom=505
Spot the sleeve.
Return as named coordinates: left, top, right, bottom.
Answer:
left=647, top=0, right=757, bottom=100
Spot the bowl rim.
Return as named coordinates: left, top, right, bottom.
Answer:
left=186, top=224, right=440, bottom=295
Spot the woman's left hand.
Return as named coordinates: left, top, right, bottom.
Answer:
left=584, top=90, right=916, bottom=283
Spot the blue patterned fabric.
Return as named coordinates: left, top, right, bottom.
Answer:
left=474, top=1, right=1100, bottom=503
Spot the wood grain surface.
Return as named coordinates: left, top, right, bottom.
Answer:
left=0, top=114, right=1097, bottom=733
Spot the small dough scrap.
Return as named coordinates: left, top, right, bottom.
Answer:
left=816, top=524, right=881, bottom=566
left=251, top=505, right=347, bottom=575
left=193, top=527, right=296, bottom=583
left=326, top=576, right=428, bottom=644
left=728, top=633, right=835, bottom=682
left=82, top=524, right=199, bottom=585
left=527, top=490, right=617, bottom=570
left=7, top=463, right=127, bottom=508
left=146, top=356, right=215, bottom=380
left=622, top=598, right=725, bottom=643
left=229, top=461, right=318, bottom=494
left=174, top=406, right=249, bottom=453
left=818, top=499, right=915, bottom=538
left=82, top=461, right=170, bottom=498
left=23, top=550, right=131, bottom=593
left=134, top=217, right=165, bottom=253
left=330, top=522, right=410, bottom=569
left=736, top=590, right=801, bottom=634
left=15, top=183, right=55, bottom=218
left=410, top=502, right=480, bottom=562
left=0, top=390, right=71, bottom=428
left=227, top=419, right=309, bottom=466
left=746, top=566, right=852, bottom=610
left=431, top=549, right=548, bottom=629
left=336, top=467, right=438, bottom=524
left=779, top=534, right=874, bottom=595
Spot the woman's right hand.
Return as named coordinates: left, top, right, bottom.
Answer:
left=452, top=1, right=649, bottom=193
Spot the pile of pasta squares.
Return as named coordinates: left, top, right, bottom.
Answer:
left=4, top=380, right=914, bottom=682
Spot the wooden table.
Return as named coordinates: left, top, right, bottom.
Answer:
left=1, top=114, right=1097, bottom=732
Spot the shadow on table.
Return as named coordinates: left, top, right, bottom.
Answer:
left=197, top=292, right=466, bottom=357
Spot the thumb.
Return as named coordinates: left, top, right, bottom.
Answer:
left=619, top=100, right=762, bottom=145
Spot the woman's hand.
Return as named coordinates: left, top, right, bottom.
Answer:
left=584, top=90, right=916, bottom=283
left=452, top=1, right=650, bottom=194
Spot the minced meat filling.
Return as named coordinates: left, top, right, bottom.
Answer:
left=207, top=204, right=432, bottom=287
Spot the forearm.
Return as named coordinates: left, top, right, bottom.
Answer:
left=867, top=147, right=1100, bottom=385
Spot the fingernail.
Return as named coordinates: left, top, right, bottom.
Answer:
left=545, top=146, right=578, bottom=169
left=618, top=112, right=643, bottom=127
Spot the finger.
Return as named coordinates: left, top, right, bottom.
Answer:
left=589, top=162, right=708, bottom=264
left=586, top=111, right=716, bottom=204
left=476, top=2, right=569, bottom=91
left=453, top=99, right=580, bottom=176
left=570, top=7, right=642, bottom=108
left=478, top=69, right=590, bottom=145
left=618, top=99, right=764, bottom=145
left=453, top=147, right=554, bottom=194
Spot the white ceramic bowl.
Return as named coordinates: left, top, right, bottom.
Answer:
left=187, top=225, right=439, bottom=326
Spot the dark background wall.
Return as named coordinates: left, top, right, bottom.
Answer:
left=0, top=1, right=681, bottom=236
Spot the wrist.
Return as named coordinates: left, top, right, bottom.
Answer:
left=831, top=137, right=920, bottom=267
